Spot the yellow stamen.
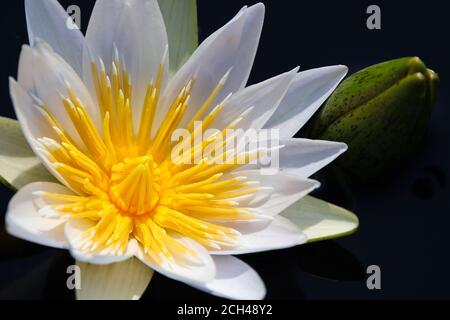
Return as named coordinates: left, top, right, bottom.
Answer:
left=34, top=58, right=262, bottom=260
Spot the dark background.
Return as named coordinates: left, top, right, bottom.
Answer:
left=0, top=0, right=449, bottom=300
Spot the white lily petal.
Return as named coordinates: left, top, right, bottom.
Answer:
left=65, top=219, right=138, bottom=265
left=212, top=67, right=298, bottom=131
left=233, top=137, right=347, bottom=179
left=5, top=182, right=69, bottom=249
left=279, top=138, right=347, bottom=178
left=191, top=256, right=266, bottom=300
left=264, top=65, right=348, bottom=138
left=28, top=43, right=101, bottom=141
left=158, top=3, right=264, bottom=131
left=76, top=258, right=154, bottom=300
left=15, top=46, right=63, bottom=140
left=209, top=215, right=275, bottom=236
left=0, top=116, right=56, bottom=190
left=9, top=77, right=50, bottom=141
left=211, top=216, right=307, bottom=255
left=18, top=44, right=34, bottom=93
left=281, top=196, right=359, bottom=242
left=158, top=0, right=198, bottom=74
left=229, top=170, right=320, bottom=217
left=25, top=0, right=85, bottom=76
left=85, top=0, right=168, bottom=128
left=9, top=79, right=72, bottom=189
left=135, top=234, right=215, bottom=285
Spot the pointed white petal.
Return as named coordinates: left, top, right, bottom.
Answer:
left=15, top=45, right=61, bottom=140
left=65, top=219, right=138, bottom=265
left=25, top=0, right=85, bottom=76
left=5, top=182, right=69, bottom=249
left=85, top=0, right=168, bottom=127
left=9, top=79, right=72, bottom=189
left=11, top=44, right=100, bottom=189
left=135, top=234, right=215, bottom=285
left=226, top=138, right=346, bottom=180
left=22, top=43, right=100, bottom=144
left=158, top=4, right=264, bottom=131
left=18, top=44, right=34, bottom=91
left=191, top=256, right=266, bottom=300
left=222, top=3, right=265, bottom=89
left=265, top=65, right=348, bottom=138
left=158, top=0, right=198, bottom=74
left=229, top=170, right=320, bottom=217
left=281, top=196, right=359, bottom=242
left=213, top=68, right=298, bottom=131
left=211, top=216, right=307, bottom=255
left=279, top=138, right=347, bottom=178
left=0, top=116, right=56, bottom=190
left=76, top=258, right=154, bottom=300
left=14, top=43, right=97, bottom=189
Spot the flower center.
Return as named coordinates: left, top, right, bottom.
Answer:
left=33, top=51, right=262, bottom=257
left=109, top=156, right=160, bottom=216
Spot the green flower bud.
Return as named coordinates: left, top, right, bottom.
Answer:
left=308, top=57, right=439, bottom=181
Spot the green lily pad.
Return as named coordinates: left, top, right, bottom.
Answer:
left=283, top=196, right=359, bottom=243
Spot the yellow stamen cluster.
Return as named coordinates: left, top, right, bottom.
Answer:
left=34, top=52, right=261, bottom=260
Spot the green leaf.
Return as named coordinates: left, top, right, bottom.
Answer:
left=283, top=196, right=359, bottom=243
left=0, top=116, right=57, bottom=191
left=158, top=0, right=199, bottom=74
left=76, top=258, right=154, bottom=300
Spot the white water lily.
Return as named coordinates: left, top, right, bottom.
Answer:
left=3, top=0, right=358, bottom=300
